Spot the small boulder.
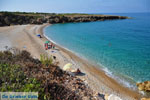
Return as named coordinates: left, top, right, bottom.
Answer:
left=141, top=98, right=150, bottom=100
left=36, top=18, right=43, bottom=24
left=104, top=94, right=109, bottom=100
left=136, top=81, right=150, bottom=92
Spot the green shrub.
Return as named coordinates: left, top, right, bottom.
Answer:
left=40, top=54, right=53, bottom=66
left=0, top=64, right=39, bottom=91
left=0, top=63, right=47, bottom=99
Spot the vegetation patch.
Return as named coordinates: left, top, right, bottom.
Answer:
left=0, top=49, right=103, bottom=100
left=0, top=51, right=47, bottom=99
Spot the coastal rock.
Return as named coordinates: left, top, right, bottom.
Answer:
left=141, top=98, right=150, bottom=100
left=36, top=18, right=43, bottom=24
left=104, top=94, right=109, bottom=100
left=0, top=12, right=129, bottom=26
left=0, top=22, right=2, bottom=26
left=4, top=16, right=11, bottom=25
left=31, top=19, right=37, bottom=24
left=136, top=81, right=150, bottom=92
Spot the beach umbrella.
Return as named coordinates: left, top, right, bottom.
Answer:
left=45, top=41, right=50, bottom=44
left=37, top=34, right=41, bottom=36
left=37, top=34, right=42, bottom=38
left=63, top=63, right=72, bottom=71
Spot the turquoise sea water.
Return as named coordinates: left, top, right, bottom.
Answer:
left=44, top=13, right=150, bottom=88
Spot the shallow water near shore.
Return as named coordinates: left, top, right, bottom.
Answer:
left=44, top=13, right=150, bottom=89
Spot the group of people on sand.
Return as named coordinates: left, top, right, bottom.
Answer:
left=36, top=34, right=55, bottom=50
left=44, top=42, right=55, bottom=50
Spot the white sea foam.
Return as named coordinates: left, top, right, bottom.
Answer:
left=99, top=64, right=137, bottom=89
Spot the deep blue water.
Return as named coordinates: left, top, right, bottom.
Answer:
left=44, top=13, right=150, bottom=88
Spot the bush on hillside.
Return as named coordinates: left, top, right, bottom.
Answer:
left=0, top=50, right=49, bottom=100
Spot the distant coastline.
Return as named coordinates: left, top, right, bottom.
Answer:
left=0, top=11, right=129, bottom=27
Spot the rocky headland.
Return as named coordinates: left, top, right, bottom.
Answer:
left=0, top=12, right=129, bottom=26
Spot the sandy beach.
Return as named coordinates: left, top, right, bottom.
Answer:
left=0, top=24, right=142, bottom=100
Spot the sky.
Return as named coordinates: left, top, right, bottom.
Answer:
left=0, top=0, right=150, bottom=13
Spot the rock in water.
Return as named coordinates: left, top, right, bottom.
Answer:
left=136, top=81, right=150, bottom=92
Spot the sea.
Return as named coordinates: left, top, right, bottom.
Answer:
left=44, top=13, right=150, bottom=89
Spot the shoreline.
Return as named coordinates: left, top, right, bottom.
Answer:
left=41, top=24, right=141, bottom=99
left=43, top=27, right=137, bottom=90
left=0, top=24, right=141, bottom=100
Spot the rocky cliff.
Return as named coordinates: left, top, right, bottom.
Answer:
left=0, top=12, right=129, bottom=26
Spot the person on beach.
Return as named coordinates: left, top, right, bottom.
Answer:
left=53, top=44, right=55, bottom=49
left=51, top=43, right=55, bottom=49
left=44, top=43, right=48, bottom=50
left=50, top=43, right=53, bottom=49
left=48, top=43, right=51, bottom=49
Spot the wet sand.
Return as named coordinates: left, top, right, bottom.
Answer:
left=0, top=24, right=141, bottom=100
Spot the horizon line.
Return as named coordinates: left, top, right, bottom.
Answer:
left=0, top=10, right=150, bottom=14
